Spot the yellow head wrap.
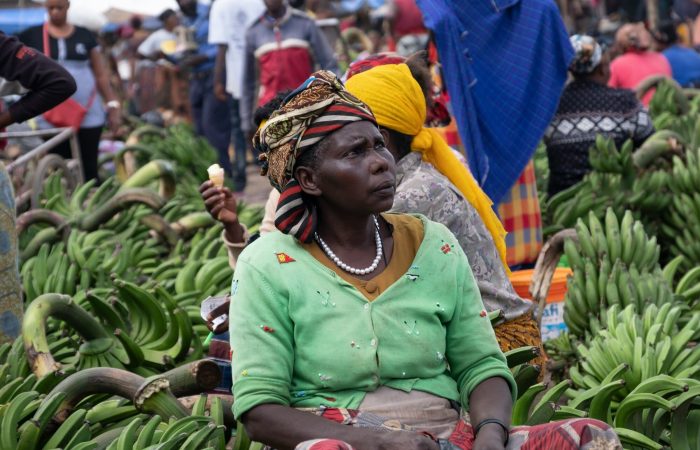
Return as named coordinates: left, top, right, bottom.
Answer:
left=345, top=64, right=508, bottom=269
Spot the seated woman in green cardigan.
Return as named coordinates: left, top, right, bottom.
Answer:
left=229, top=70, right=621, bottom=450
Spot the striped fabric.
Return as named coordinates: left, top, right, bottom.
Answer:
left=274, top=180, right=317, bottom=243
left=256, top=71, right=376, bottom=243
left=497, top=161, right=543, bottom=269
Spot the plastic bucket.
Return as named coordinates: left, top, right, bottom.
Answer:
left=509, top=268, right=573, bottom=340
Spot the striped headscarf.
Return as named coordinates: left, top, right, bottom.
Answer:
left=255, top=70, right=376, bottom=243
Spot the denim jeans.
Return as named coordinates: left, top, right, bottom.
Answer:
left=189, top=71, right=232, bottom=178
left=229, top=97, right=247, bottom=191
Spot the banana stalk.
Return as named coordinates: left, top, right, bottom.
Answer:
left=125, top=124, right=167, bottom=146
left=16, top=209, right=70, bottom=239
left=120, top=159, right=177, bottom=200
left=139, top=214, right=179, bottom=247
left=113, top=144, right=152, bottom=181
left=77, top=188, right=165, bottom=231
left=171, top=212, right=216, bottom=237
left=19, top=227, right=61, bottom=262
left=49, top=367, right=189, bottom=423
left=159, top=359, right=222, bottom=397
left=22, top=294, right=112, bottom=377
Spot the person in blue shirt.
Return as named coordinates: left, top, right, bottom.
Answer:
left=655, top=21, right=700, bottom=87
left=176, top=0, right=231, bottom=177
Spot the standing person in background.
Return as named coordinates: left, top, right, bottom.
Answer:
left=209, top=0, right=266, bottom=193
left=124, top=16, right=150, bottom=116
left=608, top=22, right=672, bottom=105
left=654, top=21, right=700, bottom=87
left=240, top=0, right=339, bottom=138
left=136, top=10, right=181, bottom=115
left=0, top=32, right=76, bottom=344
left=176, top=0, right=231, bottom=180
left=385, top=0, right=428, bottom=56
left=545, top=35, right=654, bottom=197
left=18, top=0, right=122, bottom=182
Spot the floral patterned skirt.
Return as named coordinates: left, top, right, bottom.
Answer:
left=292, top=407, right=621, bottom=450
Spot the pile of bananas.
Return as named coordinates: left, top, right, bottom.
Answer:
left=662, top=147, right=700, bottom=270
left=567, top=304, right=700, bottom=448
left=0, top=361, right=231, bottom=450
left=562, top=208, right=674, bottom=336
left=112, top=124, right=220, bottom=200
left=20, top=290, right=201, bottom=379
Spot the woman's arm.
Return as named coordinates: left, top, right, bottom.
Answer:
left=467, top=377, right=512, bottom=449
left=443, top=234, right=516, bottom=449
left=89, top=48, right=120, bottom=133
left=243, top=404, right=438, bottom=450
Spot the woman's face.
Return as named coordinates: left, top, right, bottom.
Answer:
left=299, top=120, right=397, bottom=215
left=46, top=0, right=69, bottom=26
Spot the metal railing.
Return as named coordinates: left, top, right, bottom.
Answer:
left=1, top=127, right=82, bottom=209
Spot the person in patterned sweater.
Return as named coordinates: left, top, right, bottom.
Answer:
left=543, top=35, right=655, bottom=197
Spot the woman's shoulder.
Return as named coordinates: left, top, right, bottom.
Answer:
left=384, top=213, right=458, bottom=245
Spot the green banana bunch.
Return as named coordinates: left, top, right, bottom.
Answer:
left=542, top=332, right=576, bottom=367
left=546, top=176, right=616, bottom=230
left=570, top=303, right=699, bottom=401
left=512, top=379, right=573, bottom=426
left=563, top=208, right=671, bottom=336
left=669, top=148, right=700, bottom=196
left=662, top=188, right=700, bottom=270
left=588, top=136, right=634, bottom=176
left=628, top=170, right=672, bottom=212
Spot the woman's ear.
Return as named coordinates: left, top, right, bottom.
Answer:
left=380, top=128, right=390, bottom=143
left=294, top=165, right=322, bottom=197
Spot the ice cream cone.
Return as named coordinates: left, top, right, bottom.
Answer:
left=207, top=164, right=225, bottom=188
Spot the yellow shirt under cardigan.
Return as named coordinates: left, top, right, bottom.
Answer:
left=229, top=213, right=517, bottom=419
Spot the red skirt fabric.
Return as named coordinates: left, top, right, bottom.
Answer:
left=292, top=407, right=621, bottom=450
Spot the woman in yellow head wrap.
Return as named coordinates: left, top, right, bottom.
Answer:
left=345, top=56, right=543, bottom=358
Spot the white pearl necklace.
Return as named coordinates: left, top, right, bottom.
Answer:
left=315, top=215, right=383, bottom=276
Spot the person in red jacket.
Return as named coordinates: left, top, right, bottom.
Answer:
left=239, top=0, right=338, bottom=139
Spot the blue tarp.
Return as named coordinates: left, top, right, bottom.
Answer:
left=0, top=8, right=45, bottom=35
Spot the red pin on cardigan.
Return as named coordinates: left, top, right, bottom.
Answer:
left=276, top=252, right=296, bottom=264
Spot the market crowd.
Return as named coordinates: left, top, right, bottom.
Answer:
left=4, top=0, right=700, bottom=449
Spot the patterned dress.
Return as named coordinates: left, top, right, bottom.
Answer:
left=390, top=152, right=533, bottom=322
left=0, top=162, right=21, bottom=344
left=543, top=80, right=654, bottom=197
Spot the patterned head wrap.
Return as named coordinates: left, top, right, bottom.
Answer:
left=569, top=35, right=603, bottom=75
left=255, top=70, right=376, bottom=243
